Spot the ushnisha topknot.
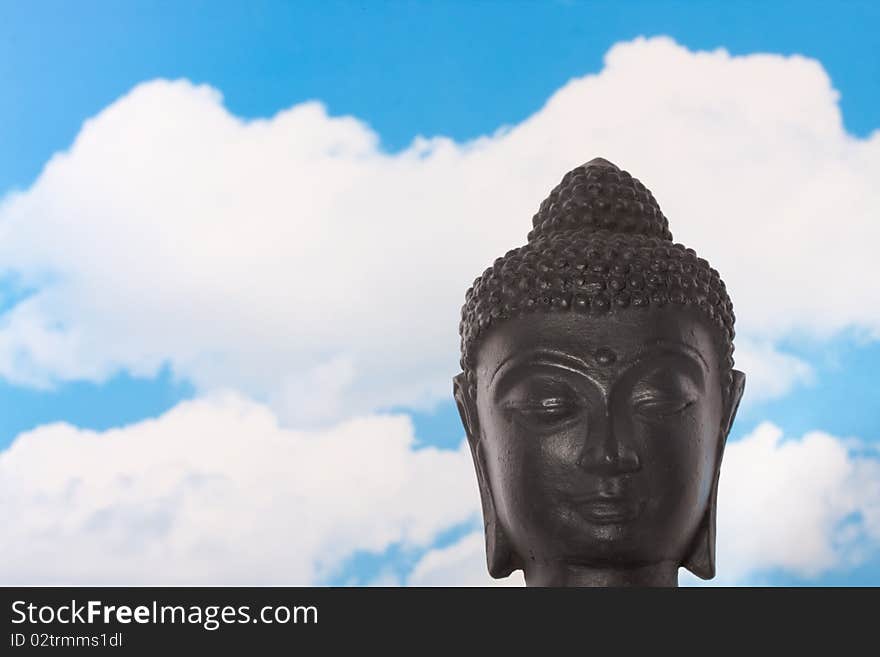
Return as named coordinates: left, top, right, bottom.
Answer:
left=528, top=157, right=673, bottom=243
left=459, top=157, right=735, bottom=394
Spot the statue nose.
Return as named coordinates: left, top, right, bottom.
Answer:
left=577, top=414, right=641, bottom=475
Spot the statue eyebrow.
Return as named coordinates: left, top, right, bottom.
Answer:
left=488, top=340, right=708, bottom=386
left=630, top=340, right=709, bottom=373
left=489, top=349, right=591, bottom=386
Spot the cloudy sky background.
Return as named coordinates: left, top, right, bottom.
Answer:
left=1, top=0, right=878, bottom=586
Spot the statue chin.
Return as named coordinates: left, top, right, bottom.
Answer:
left=453, top=158, right=745, bottom=586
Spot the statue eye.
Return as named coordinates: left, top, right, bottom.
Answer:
left=512, top=398, right=582, bottom=427
left=631, top=394, right=695, bottom=419
left=505, top=382, right=584, bottom=428
left=629, top=367, right=699, bottom=421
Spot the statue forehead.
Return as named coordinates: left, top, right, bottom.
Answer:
left=473, top=306, right=720, bottom=377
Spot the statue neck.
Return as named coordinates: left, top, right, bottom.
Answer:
left=524, top=561, right=679, bottom=587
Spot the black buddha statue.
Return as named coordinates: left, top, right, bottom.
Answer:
left=453, top=158, right=745, bottom=587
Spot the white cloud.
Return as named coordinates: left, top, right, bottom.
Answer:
left=407, top=532, right=524, bottom=587
left=0, top=393, right=478, bottom=584
left=712, top=422, right=880, bottom=584
left=731, top=339, right=814, bottom=405
left=407, top=423, right=880, bottom=586
left=0, top=37, right=877, bottom=423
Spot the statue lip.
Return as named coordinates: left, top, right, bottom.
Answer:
left=575, top=494, right=644, bottom=524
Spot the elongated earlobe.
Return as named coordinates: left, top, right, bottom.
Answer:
left=683, top=369, right=745, bottom=579
left=453, top=373, right=518, bottom=578
left=682, top=474, right=719, bottom=579
left=470, top=441, right=518, bottom=578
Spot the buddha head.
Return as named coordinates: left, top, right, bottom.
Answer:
left=453, top=158, right=745, bottom=587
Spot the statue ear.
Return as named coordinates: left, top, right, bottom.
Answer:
left=683, top=369, right=745, bottom=579
left=723, top=370, right=746, bottom=439
left=453, top=373, right=479, bottom=445
left=453, top=373, right=518, bottom=578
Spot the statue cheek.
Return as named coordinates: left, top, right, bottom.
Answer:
left=625, top=411, right=716, bottom=495
left=481, top=413, right=584, bottom=528
left=477, top=408, right=541, bottom=506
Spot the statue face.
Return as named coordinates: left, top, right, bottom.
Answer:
left=468, top=307, right=729, bottom=570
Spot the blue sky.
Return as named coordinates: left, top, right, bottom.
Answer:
left=1, top=1, right=878, bottom=586
left=3, top=0, right=879, bottom=193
